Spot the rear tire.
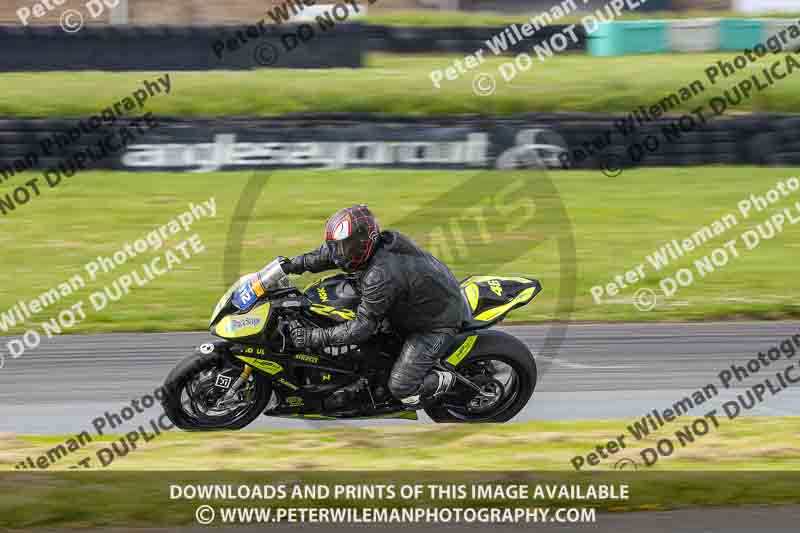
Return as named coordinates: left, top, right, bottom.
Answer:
left=161, top=352, right=272, bottom=431
left=424, top=350, right=537, bottom=423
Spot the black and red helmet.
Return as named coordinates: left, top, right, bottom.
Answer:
left=324, top=205, right=380, bottom=271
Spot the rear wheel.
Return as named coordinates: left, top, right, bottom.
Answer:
left=423, top=352, right=536, bottom=423
left=161, top=353, right=272, bottom=430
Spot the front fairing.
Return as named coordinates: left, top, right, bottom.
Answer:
left=209, top=276, right=248, bottom=327
left=209, top=259, right=289, bottom=327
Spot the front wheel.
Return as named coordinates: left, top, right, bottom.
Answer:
left=423, top=351, right=537, bottom=423
left=161, top=352, right=272, bottom=430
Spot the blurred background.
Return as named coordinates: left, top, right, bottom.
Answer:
left=0, top=0, right=795, bottom=25
left=0, top=0, right=797, bottom=341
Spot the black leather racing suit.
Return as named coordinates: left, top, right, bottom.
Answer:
left=286, top=230, right=465, bottom=399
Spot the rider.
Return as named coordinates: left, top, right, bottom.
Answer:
left=281, top=205, right=465, bottom=408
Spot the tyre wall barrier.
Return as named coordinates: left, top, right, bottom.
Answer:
left=366, top=24, right=588, bottom=54
left=0, top=23, right=586, bottom=72
left=0, top=114, right=798, bottom=179
left=0, top=24, right=364, bottom=71
left=1, top=20, right=795, bottom=70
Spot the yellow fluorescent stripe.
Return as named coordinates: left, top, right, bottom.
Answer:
left=464, top=283, right=480, bottom=311
left=474, top=287, right=536, bottom=322
left=235, top=356, right=283, bottom=375
left=446, top=335, right=478, bottom=366
left=310, top=304, right=356, bottom=320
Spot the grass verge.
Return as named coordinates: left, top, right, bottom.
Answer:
left=1, top=418, right=799, bottom=528
left=1, top=166, right=800, bottom=335
left=3, top=417, right=799, bottom=471
left=2, top=51, right=800, bottom=117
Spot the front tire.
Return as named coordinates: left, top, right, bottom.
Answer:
left=423, top=350, right=537, bottom=423
left=161, top=352, right=272, bottom=430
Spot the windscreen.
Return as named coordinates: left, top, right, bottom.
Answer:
left=229, top=259, right=288, bottom=312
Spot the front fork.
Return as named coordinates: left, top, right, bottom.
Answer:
left=216, top=364, right=253, bottom=409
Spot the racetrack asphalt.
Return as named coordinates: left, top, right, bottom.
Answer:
left=1, top=321, right=799, bottom=435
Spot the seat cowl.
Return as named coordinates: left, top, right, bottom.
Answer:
left=459, top=276, right=542, bottom=330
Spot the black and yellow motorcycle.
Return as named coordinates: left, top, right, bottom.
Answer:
left=162, top=258, right=541, bottom=429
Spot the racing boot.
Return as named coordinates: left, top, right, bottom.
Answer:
left=399, top=370, right=456, bottom=410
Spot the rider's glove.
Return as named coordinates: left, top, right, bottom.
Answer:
left=289, top=321, right=309, bottom=349
left=289, top=321, right=321, bottom=350
left=278, top=256, right=304, bottom=275
left=277, top=256, right=294, bottom=275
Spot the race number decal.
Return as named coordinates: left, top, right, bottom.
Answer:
left=215, top=375, right=233, bottom=389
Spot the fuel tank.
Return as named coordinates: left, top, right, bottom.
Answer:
left=302, top=274, right=360, bottom=324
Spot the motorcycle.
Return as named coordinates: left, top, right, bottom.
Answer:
left=161, top=258, right=541, bottom=429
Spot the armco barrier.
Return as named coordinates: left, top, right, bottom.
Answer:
left=589, top=21, right=668, bottom=56
left=590, top=18, right=800, bottom=56
left=0, top=24, right=363, bottom=71
left=769, top=19, right=800, bottom=52
left=719, top=18, right=765, bottom=51
left=668, top=19, right=720, bottom=53
left=1, top=114, right=799, bottom=178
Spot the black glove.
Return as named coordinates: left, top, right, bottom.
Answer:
left=289, top=320, right=313, bottom=350
left=277, top=256, right=295, bottom=275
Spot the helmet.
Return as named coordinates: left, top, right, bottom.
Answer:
left=324, top=205, right=380, bottom=271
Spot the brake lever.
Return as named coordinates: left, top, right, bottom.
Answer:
left=278, top=319, right=289, bottom=353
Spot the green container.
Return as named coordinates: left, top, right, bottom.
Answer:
left=719, top=19, right=766, bottom=51
left=588, top=21, right=669, bottom=56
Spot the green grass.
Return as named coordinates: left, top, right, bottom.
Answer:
left=3, top=417, right=798, bottom=471
left=2, top=418, right=799, bottom=528
left=363, top=9, right=800, bottom=27
left=1, top=166, right=800, bottom=336
left=2, top=51, right=800, bottom=117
